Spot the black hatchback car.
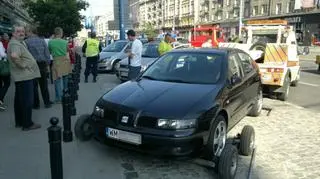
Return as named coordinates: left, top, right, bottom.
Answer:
left=75, top=48, right=262, bottom=160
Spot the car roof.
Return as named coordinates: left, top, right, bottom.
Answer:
left=170, top=47, right=245, bottom=55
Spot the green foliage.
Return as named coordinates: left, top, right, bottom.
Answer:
left=23, top=0, right=89, bottom=37
left=141, top=22, right=157, bottom=38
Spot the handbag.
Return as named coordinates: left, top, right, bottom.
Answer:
left=0, top=58, right=10, bottom=76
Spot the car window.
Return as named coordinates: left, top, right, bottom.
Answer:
left=142, top=44, right=160, bottom=58
left=142, top=52, right=223, bottom=84
left=102, top=41, right=128, bottom=52
left=237, top=52, right=254, bottom=75
left=228, top=54, right=242, bottom=79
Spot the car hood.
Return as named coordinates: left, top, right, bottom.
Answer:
left=120, top=57, right=157, bottom=66
left=99, top=52, right=119, bottom=60
left=100, top=79, right=220, bottom=118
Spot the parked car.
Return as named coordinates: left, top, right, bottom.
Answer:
left=116, top=41, right=160, bottom=81
left=98, top=40, right=131, bottom=72
left=116, top=41, right=190, bottom=81
left=75, top=48, right=262, bottom=161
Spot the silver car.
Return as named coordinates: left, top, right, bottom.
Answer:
left=98, top=40, right=131, bottom=72
left=116, top=41, right=190, bottom=81
left=116, top=41, right=160, bottom=81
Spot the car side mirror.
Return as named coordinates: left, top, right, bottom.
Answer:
left=230, top=74, right=241, bottom=85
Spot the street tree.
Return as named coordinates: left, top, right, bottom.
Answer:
left=23, top=0, right=89, bottom=37
left=141, top=22, right=157, bottom=40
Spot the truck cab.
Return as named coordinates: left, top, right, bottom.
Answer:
left=219, top=19, right=303, bottom=101
left=190, top=26, right=225, bottom=48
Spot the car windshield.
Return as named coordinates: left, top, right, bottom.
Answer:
left=102, top=41, right=127, bottom=52
left=141, top=52, right=223, bottom=84
left=142, top=44, right=160, bottom=58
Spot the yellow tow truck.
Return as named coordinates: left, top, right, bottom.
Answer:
left=219, top=19, right=309, bottom=101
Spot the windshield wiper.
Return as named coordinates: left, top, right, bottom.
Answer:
left=141, top=75, right=157, bottom=80
left=161, top=79, right=192, bottom=83
left=142, top=55, right=154, bottom=58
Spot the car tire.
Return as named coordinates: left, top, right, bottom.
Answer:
left=218, top=144, right=238, bottom=179
left=248, top=88, right=263, bottom=117
left=75, top=114, right=94, bottom=141
left=278, top=73, right=290, bottom=101
left=205, top=115, right=227, bottom=161
left=249, top=42, right=267, bottom=51
left=239, top=125, right=255, bottom=156
left=112, top=60, right=121, bottom=73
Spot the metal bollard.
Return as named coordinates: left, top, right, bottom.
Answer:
left=48, top=117, right=63, bottom=179
left=67, top=77, right=77, bottom=116
left=62, top=89, right=73, bottom=142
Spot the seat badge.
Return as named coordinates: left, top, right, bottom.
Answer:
left=121, top=116, right=129, bottom=123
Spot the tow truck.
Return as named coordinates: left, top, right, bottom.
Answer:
left=190, top=25, right=225, bottom=48
left=219, top=19, right=309, bottom=101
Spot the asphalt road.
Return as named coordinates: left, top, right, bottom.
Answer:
left=287, top=51, right=320, bottom=112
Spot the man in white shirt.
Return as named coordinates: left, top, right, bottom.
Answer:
left=126, top=30, right=143, bottom=80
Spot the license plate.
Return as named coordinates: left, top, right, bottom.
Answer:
left=106, top=128, right=141, bottom=145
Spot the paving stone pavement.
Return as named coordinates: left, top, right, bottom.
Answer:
left=1, top=71, right=320, bottom=179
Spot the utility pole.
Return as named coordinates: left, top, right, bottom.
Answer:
left=239, top=0, right=243, bottom=36
left=119, top=0, right=125, bottom=40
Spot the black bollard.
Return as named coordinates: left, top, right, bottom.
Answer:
left=67, top=77, right=77, bottom=116
left=48, top=117, right=63, bottom=179
left=62, top=89, right=73, bottom=142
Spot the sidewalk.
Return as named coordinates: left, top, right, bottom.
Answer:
left=0, top=73, right=122, bottom=179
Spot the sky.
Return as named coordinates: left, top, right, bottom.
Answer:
left=82, top=0, right=114, bottom=17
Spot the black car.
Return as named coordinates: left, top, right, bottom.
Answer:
left=75, top=48, right=262, bottom=159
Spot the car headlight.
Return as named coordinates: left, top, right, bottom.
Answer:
left=157, top=119, right=197, bottom=129
left=93, top=106, right=104, bottom=118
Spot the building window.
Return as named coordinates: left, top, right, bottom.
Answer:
left=252, top=6, right=258, bottom=16
left=276, top=3, right=282, bottom=15
left=226, top=0, right=230, bottom=6
left=261, top=4, right=268, bottom=15
left=234, top=9, right=239, bottom=17
left=244, top=2, right=250, bottom=17
left=287, top=0, right=294, bottom=13
left=226, top=12, right=229, bottom=19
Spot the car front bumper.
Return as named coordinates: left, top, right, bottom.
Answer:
left=91, top=116, right=205, bottom=156
left=117, top=67, right=129, bottom=81
left=98, top=60, right=113, bottom=71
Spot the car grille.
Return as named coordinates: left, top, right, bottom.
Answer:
left=137, top=116, right=158, bottom=128
left=104, top=108, right=118, bottom=123
left=118, top=112, right=135, bottom=127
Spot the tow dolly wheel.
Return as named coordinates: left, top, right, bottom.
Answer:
left=239, top=125, right=255, bottom=156
left=218, top=144, right=238, bottom=179
left=75, top=114, right=94, bottom=141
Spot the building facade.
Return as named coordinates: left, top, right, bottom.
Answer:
left=0, top=0, right=33, bottom=34
left=128, top=0, right=320, bottom=39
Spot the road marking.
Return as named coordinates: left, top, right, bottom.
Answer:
left=299, top=81, right=319, bottom=87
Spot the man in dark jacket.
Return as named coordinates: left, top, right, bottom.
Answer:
left=25, top=26, right=53, bottom=109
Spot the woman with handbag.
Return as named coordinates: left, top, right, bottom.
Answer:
left=0, top=39, right=10, bottom=111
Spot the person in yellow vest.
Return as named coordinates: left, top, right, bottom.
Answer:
left=82, top=32, right=102, bottom=83
left=158, top=33, right=173, bottom=56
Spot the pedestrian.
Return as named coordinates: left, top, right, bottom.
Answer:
left=158, top=33, right=173, bottom=56
left=82, top=32, right=102, bottom=83
left=1, top=33, right=9, bottom=51
left=7, top=25, right=41, bottom=130
left=25, top=26, right=53, bottom=109
left=68, top=37, right=75, bottom=65
left=48, top=27, right=72, bottom=103
left=0, top=35, right=10, bottom=111
left=126, top=29, right=143, bottom=80
left=202, top=38, right=213, bottom=48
